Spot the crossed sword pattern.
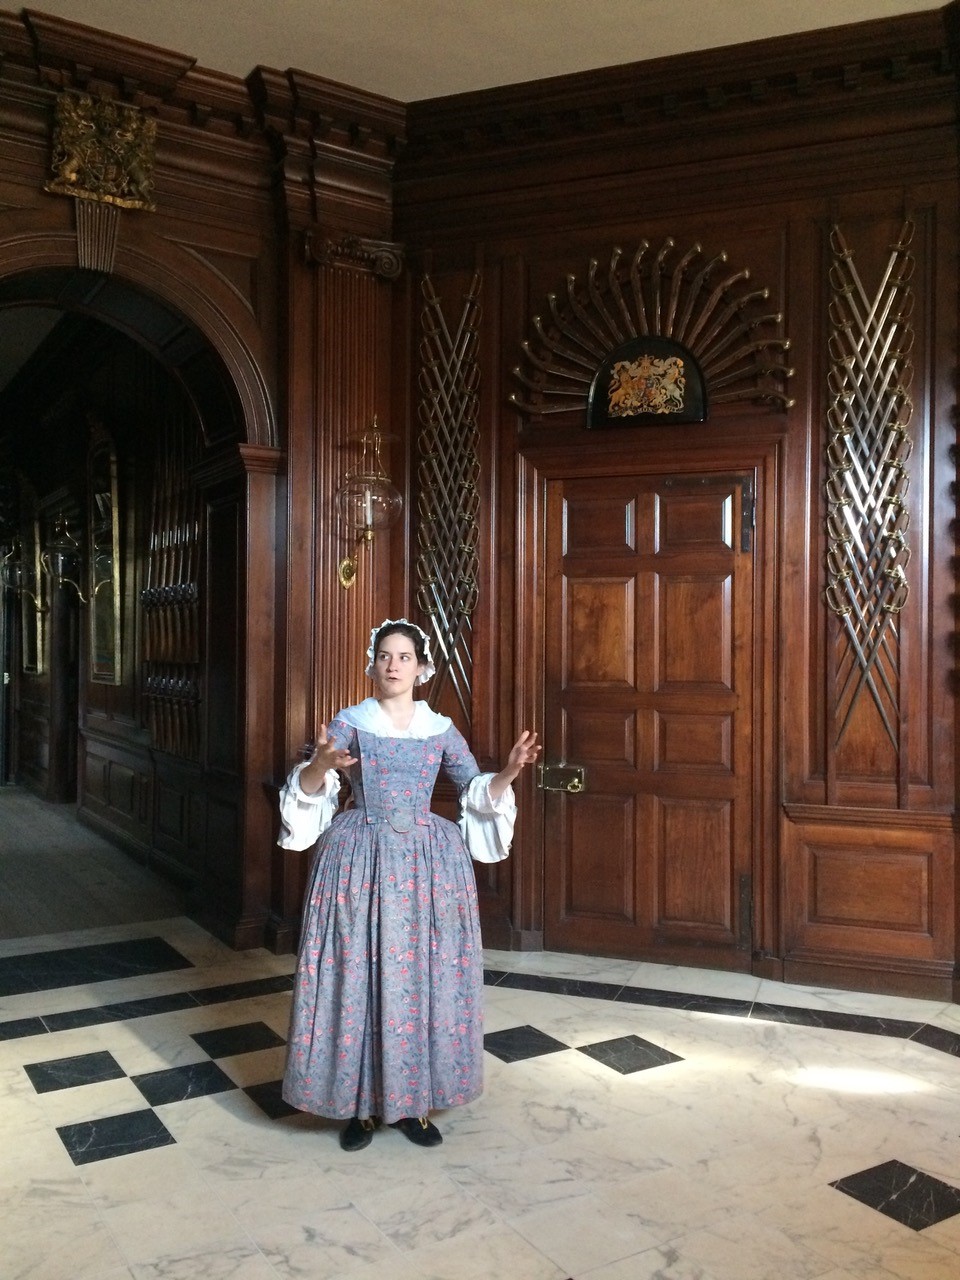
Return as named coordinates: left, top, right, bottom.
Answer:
left=416, top=273, right=482, bottom=723
left=825, top=221, right=914, bottom=748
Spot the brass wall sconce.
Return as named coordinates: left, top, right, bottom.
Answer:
left=335, top=417, right=402, bottom=588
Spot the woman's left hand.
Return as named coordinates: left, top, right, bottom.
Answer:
left=507, top=729, right=541, bottom=773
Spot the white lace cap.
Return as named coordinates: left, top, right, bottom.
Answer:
left=365, top=617, right=436, bottom=685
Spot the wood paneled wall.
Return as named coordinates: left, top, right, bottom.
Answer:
left=0, top=5, right=957, bottom=994
left=394, top=6, right=960, bottom=995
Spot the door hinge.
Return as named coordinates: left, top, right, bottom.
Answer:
left=737, top=872, right=753, bottom=950
left=741, top=477, right=755, bottom=552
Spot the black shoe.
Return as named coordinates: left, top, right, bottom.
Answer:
left=391, top=1115, right=443, bottom=1147
left=339, top=1116, right=379, bottom=1152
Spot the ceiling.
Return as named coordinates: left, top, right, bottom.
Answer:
left=0, top=1, right=941, bottom=392
left=20, top=1, right=941, bottom=102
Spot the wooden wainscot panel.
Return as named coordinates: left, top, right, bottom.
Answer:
left=781, top=808, right=955, bottom=997
left=78, top=735, right=151, bottom=855
left=657, top=796, right=733, bottom=938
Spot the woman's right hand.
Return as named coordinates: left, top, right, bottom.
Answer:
left=299, top=723, right=357, bottom=794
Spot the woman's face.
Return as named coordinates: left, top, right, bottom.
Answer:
left=373, top=633, right=424, bottom=696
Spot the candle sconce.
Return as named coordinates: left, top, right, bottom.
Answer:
left=1, top=505, right=47, bottom=673
left=41, top=512, right=87, bottom=603
left=0, top=535, right=45, bottom=613
left=334, top=417, right=402, bottom=589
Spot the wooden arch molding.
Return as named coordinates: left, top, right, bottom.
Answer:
left=0, top=211, right=276, bottom=450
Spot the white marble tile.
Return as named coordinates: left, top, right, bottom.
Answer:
left=36, top=1076, right=149, bottom=1127
left=250, top=1206, right=404, bottom=1280
left=676, top=1208, right=850, bottom=1280
left=0, top=918, right=188, bottom=960
left=443, top=1143, right=593, bottom=1218
left=84, top=1149, right=253, bottom=1267
left=753, top=976, right=952, bottom=1024
left=862, top=1236, right=960, bottom=1280
left=577, top=1247, right=725, bottom=1280
left=623, top=961, right=763, bottom=1001
left=487, top=948, right=641, bottom=985
left=481, top=1047, right=664, bottom=1142
left=0, top=1188, right=127, bottom=1280
left=343, top=1219, right=568, bottom=1280
left=129, top=1241, right=280, bottom=1280
left=925, top=1003, right=960, bottom=1034
left=350, top=1176, right=497, bottom=1252
left=509, top=1189, right=662, bottom=1273
left=6, top=924, right=960, bottom=1280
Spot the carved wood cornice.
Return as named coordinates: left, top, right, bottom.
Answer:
left=248, top=68, right=406, bottom=161
left=247, top=66, right=406, bottom=231
left=1, top=12, right=261, bottom=140
left=24, top=9, right=195, bottom=102
left=401, top=9, right=956, bottom=174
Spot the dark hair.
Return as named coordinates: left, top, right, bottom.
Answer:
left=373, top=621, right=427, bottom=664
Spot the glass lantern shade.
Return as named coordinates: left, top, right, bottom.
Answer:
left=335, top=475, right=402, bottom=534
left=0, top=545, right=24, bottom=590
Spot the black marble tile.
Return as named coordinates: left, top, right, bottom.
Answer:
left=0, top=1016, right=46, bottom=1041
left=244, top=1078, right=299, bottom=1119
left=909, top=1024, right=960, bottom=1059
left=42, top=992, right=199, bottom=1033
left=191, top=1021, right=285, bottom=1059
left=577, top=1033, right=684, bottom=1074
left=191, top=974, right=294, bottom=1004
left=24, top=1049, right=126, bottom=1094
left=132, top=1059, right=237, bottom=1106
left=484, top=1024, right=571, bottom=1063
left=497, top=971, right=624, bottom=1001
left=0, top=937, right=193, bottom=997
left=831, top=1159, right=960, bottom=1230
left=43, top=1006, right=125, bottom=1032
left=751, top=1003, right=921, bottom=1039
left=58, top=1108, right=176, bottom=1165
left=615, top=986, right=752, bottom=1017
left=483, top=968, right=509, bottom=985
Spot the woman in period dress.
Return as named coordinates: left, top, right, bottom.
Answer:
left=278, top=618, right=539, bottom=1151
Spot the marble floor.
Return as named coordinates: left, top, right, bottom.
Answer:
left=3, top=914, right=960, bottom=1280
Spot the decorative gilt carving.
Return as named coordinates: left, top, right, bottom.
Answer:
left=45, top=91, right=157, bottom=211
left=416, top=273, right=482, bottom=723
left=825, top=220, right=914, bottom=750
left=303, top=231, right=404, bottom=280
left=511, top=238, right=793, bottom=420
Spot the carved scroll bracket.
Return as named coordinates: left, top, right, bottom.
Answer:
left=303, top=230, right=405, bottom=280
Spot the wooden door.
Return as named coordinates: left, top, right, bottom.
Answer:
left=542, top=470, right=757, bottom=967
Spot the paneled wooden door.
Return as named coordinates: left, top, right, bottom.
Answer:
left=542, top=470, right=758, bottom=967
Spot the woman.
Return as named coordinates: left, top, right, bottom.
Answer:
left=278, top=618, right=539, bottom=1151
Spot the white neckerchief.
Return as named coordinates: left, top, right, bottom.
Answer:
left=335, top=697, right=451, bottom=739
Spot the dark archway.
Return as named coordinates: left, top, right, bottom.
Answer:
left=0, top=225, right=282, bottom=950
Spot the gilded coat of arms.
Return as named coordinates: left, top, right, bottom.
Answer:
left=608, top=354, right=686, bottom=416
left=45, top=92, right=157, bottom=211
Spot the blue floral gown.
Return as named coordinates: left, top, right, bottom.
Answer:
left=279, top=701, right=514, bottom=1124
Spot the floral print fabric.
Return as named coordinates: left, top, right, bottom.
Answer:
left=282, top=720, right=486, bottom=1123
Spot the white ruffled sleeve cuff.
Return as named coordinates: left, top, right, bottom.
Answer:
left=457, top=773, right=517, bottom=864
left=277, top=762, right=341, bottom=850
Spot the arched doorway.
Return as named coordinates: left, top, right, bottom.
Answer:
left=0, top=230, right=281, bottom=950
